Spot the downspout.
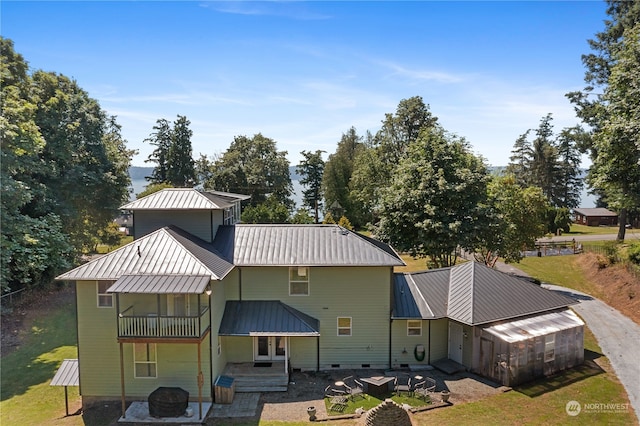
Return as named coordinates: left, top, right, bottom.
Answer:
left=238, top=268, right=242, bottom=301
left=428, top=321, right=432, bottom=365
left=316, top=336, right=320, bottom=372
left=388, top=318, right=393, bottom=369
left=119, top=342, right=126, bottom=418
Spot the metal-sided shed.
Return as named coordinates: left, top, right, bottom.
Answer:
left=479, top=309, right=585, bottom=386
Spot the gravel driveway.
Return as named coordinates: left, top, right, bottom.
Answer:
left=543, top=284, right=640, bottom=423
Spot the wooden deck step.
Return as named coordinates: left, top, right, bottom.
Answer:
left=233, top=375, right=289, bottom=392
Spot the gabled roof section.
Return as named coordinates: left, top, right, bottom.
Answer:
left=120, top=188, right=248, bottom=210
left=393, top=261, right=577, bottom=326
left=218, top=301, right=320, bottom=336
left=56, top=226, right=234, bottom=281
left=573, top=207, right=617, bottom=217
left=213, top=224, right=404, bottom=267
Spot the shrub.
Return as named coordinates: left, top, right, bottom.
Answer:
left=627, top=242, right=640, bottom=265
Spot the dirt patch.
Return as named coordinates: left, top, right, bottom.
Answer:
left=575, top=253, right=640, bottom=325
left=1, top=284, right=75, bottom=358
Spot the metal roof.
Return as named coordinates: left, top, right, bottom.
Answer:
left=107, top=274, right=210, bottom=294
left=483, top=309, right=584, bottom=343
left=218, top=301, right=320, bottom=336
left=213, top=224, right=405, bottom=266
left=392, top=269, right=449, bottom=319
left=56, top=226, right=234, bottom=281
left=573, top=207, right=617, bottom=217
left=393, top=262, right=578, bottom=325
left=120, top=188, right=248, bottom=210
left=50, top=359, right=79, bottom=387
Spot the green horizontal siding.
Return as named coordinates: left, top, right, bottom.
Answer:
left=76, top=281, right=122, bottom=397
left=239, top=266, right=392, bottom=368
left=134, top=210, right=216, bottom=241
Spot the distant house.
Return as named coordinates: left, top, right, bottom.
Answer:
left=56, top=188, right=584, bottom=420
left=573, top=207, right=618, bottom=227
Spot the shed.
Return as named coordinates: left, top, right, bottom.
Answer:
left=478, top=309, right=585, bottom=386
left=573, top=207, right=618, bottom=227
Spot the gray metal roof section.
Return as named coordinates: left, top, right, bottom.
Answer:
left=573, top=207, right=617, bottom=217
left=483, top=309, right=584, bottom=343
left=213, top=224, right=404, bottom=266
left=120, top=188, right=247, bottom=210
left=50, top=359, right=79, bottom=387
left=394, top=262, right=577, bottom=325
left=56, top=226, right=234, bottom=281
left=392, top=269, right=449, bottom=319
left=219, top=301, right=320, bottom=336
left=107, top=274, right=210, bottom=294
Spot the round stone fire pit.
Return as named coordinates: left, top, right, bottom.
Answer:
left=148, top=386, right=189, bottom=418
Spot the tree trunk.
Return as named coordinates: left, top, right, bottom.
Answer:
left=617, top=208, right=627, bottom=241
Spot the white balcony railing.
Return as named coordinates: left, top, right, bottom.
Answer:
left=118, top=308, right=209, bottom=339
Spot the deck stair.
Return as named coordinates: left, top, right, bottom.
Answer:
left=222, top=362, right=289, bottom=392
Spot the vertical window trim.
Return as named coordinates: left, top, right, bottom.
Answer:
left=407, top=320, right=422, bottom=336
left=97, top=281, right=113, bottom=308
left=337, top=317, right=352, bottom=336
left=289, top=267, right=309, bottom=296
left=134, top=343, right=158, bottom=379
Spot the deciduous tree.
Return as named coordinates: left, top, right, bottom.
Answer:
left=375, top=127, right=489, bottom=268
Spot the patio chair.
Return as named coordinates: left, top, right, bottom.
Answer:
left=394, top=375, right=411, bottom=396
left=324, top=385, right=348, bottom=412
left=342, top=376, right=366, bottom=401
left=413, top=377, right=436, bottom=402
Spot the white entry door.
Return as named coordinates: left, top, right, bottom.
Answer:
left=448, top=322, right=463, bottom=364
left=254, top=336, right=286, bottom=361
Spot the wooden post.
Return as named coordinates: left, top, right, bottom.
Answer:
left=197, top=342, right=203, bottom=420
left=64, top=386, right=69, bottom=416
left=119, top=342, right=126, bottom=418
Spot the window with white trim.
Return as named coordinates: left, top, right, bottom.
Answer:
left=407, top=320, right=422, bottom=336
left=289, top=267, right=309, bottom=296
left=134, top=343, right=157, bottom=378
left=337, top=317, right=352, bottom=336
left=97, top=281, right=113, bottom=307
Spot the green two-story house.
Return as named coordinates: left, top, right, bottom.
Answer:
left=56, top=188, right=583, bottom=421
left=56, top=188, right=405, bottom=419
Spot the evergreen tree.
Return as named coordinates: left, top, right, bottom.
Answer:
left=145, top=118, right=172, bottom=184
left=166, top=115, right=195, bottom=187
left=296, top=150, right=325, bottom=223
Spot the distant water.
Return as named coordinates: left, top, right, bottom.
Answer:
left=130, top=174, right=596, bottom=208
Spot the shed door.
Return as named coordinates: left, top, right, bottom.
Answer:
left=448, top=322, right=463, bottom=364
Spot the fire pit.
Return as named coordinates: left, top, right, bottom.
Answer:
left=148, top=386, right=189, bottom=417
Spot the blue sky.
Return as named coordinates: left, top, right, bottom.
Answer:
left=3, top=1, right=607, bottom=168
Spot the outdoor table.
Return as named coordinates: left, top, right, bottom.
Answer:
left=359, top=376, right=394, bottom=398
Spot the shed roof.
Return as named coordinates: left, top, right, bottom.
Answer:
left=107, top=274, right=210, bottom=294
left=50, top=359, right=79, bottom=387
left=393, top=262, right=577, bottom=325
left=120, top=188, right=249, bottom=210
left=213, top=224, right=404, bottom=266
left=573, top=207, right=618, bottom=217
left=218, top=300, right=320, bottom=336
left=56, top=226, right=234, bottom=281
left=483, top=309, right=584, bottom=343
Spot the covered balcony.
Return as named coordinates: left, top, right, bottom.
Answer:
left=108, top=274, right=212, bottom=342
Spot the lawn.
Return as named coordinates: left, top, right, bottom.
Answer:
left=567, top=224, right=639, bottom=237
left=0, top=287, right=84, bottom=426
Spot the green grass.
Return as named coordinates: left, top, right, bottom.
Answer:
left=0, top=287, right=83, bottom=426
left=566, top=224, right=640, bottom=237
